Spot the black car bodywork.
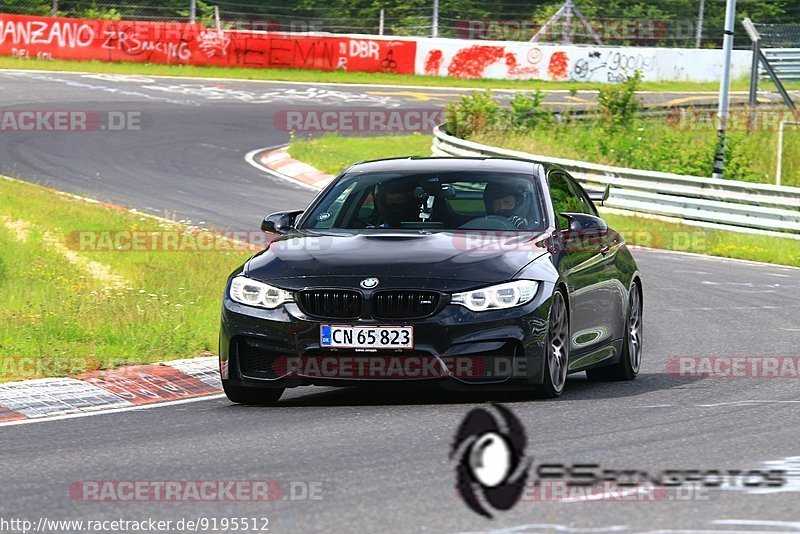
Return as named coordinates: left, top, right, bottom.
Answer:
left=219, top=157, right=642, bottom=404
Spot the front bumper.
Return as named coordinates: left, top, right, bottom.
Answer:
left=219, top=285, right=552, bottom=391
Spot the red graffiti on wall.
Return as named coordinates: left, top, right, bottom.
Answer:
left=0, top=14, right=417, bottom=74
left=436, top=45, right=541, bottom=79
left=504, top=52, right=539, bottom=79
left=548, top=51, right=569, bottom=80
left=423, top=49, right=443, bottom=75
left=446, top=45, right=505, bottom=78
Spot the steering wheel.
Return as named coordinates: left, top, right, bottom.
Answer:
left=458, top=215, right=520, bottom=231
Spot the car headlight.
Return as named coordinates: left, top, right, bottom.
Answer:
left=451, top=281, right=538, bottom=312
left=229, top=276, right=293, bottom=309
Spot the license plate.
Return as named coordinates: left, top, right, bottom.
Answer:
left=320, top=325, right=414, bottom=349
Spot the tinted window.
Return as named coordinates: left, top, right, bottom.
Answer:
left=549, top=172, right=591, bottom=230
left=302, top=171, right=546, bottom=232
left=565, top=175, right=598, bottom=216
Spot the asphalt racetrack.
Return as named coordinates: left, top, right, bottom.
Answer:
left=0, top=70, right=798, bottom=533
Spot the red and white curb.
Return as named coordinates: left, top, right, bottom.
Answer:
left=248, top=146, right=332, bottom=191
left=0, top=357, right=222, bottom=425
left=0, top=147, right=322, bottom=428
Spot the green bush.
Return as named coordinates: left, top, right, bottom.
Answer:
left=596, top=71, right=642, bottom=130
left=444, top=90, right=553, bottom=138
left=505, top=91, right=552, bottom=132
left=444, top=91, right=500, bottom=139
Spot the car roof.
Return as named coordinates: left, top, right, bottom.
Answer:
left=344, top=156, right=543, bottom=175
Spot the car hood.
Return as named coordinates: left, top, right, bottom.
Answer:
left=245, top=230, right=549, bottom=290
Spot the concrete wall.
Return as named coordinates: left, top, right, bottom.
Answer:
left=414, top=38, right=751, bottom=82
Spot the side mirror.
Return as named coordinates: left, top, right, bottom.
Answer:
left=261, top=210, right=303, bottom=233
left=587, top=185, right=611, bottom=206
left=440, top=184, right=457, bottom=199
left=560, top=213, right=608, bottom=234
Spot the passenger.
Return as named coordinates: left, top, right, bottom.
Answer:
left=371, top=181, right=420, bottom=228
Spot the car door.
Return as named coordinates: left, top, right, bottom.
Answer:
left=549, top=170, right=621, bottom=362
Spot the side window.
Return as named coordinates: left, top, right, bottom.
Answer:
left=565, top=175, right=598, bottom=216
left=549, top=172, right=589, bottom=230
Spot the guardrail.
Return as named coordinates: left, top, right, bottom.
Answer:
left=763, top=49, right=800, bottom=81
left=431, top=125, right=800, bottom=238
left=550, top=101, right=779, bottom=123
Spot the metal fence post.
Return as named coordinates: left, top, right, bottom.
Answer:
left=695, top=0, right=706, bottom=48
left=748, top=36, right=760, bottom=108
left=432, top=0, right=439, bottom=38
left=777, top=120, right=786, bottom=186
left=743, top=18, right=761, bottom=132
left=712, top=0, right=737, bottom=180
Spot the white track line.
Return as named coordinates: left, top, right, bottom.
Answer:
left=244, top=145, right=322, bottom=191
left=0, top=68, right=775, bottom=95
left=633, top=245, right=800, bottom=272
left=0, top=393, right=226, bottom=429
left=0, top=68, right=547, bottom=92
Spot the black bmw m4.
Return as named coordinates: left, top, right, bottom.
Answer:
left=219, top=157, right=642, bottom=404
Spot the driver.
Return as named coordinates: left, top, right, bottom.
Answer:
left=483, top=181, right=532, bottom=229
left=372, top=181, right=420, bottom=228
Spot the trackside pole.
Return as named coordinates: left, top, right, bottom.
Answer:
left=432, top=0, right=439, bottom=38
left=712, top=0, right=737, bottom=179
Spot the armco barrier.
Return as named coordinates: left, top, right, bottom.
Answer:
left=431, top=125, right=800, bottom=237
left=763, top=49, right=800, bottom=81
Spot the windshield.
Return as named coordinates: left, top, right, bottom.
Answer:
left=301, top=171, right=546, bottom=232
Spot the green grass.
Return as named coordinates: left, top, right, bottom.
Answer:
left=601, top=211, right=800, bottom=268
left=0, top=176, right=251, bottom=381
left=472, top=120, right=800, bottom=187
left=288, top=133, right=434, bottom=175
left=287, top=133, right=800, bottom=268
left=2, top=56, right=796, bottom=92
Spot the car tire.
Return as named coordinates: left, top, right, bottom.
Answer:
left=223, top=383, right=284, bottom=405
left=586, top=281, right=642, bottom=382
left=535, top=290, right=570, bottom=399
